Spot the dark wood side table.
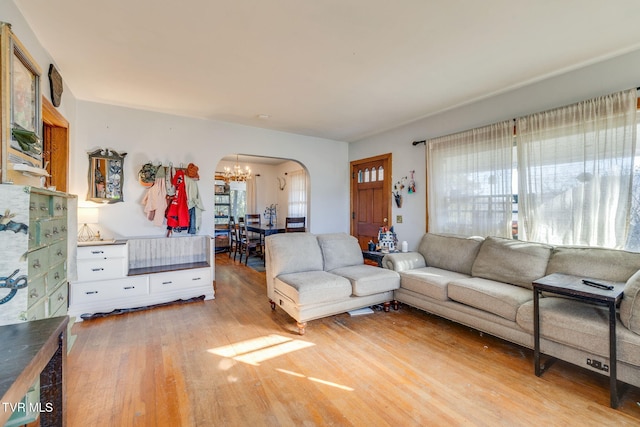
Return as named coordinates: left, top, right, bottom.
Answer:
left=532, top=273, right=624, bottom=408
left=0, top=316, right=68, bottom=426
left=362, top=250, right=386, bottom=267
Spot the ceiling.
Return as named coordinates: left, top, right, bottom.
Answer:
left=14, top=0, right=640, bottom=142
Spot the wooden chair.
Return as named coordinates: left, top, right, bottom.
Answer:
left=238, top=221, right=263, bottom=265
left=228, top=216, right=239, bottom=260
left=285, top=217, right=306, bottom=232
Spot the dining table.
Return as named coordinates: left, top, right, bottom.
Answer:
left=245, top=223, right=286, bottom=264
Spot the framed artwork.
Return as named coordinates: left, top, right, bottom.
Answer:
left=9, top=38, right=42, bottom=164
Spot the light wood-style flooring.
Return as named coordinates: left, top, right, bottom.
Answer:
left=66, top=253, right=640, bottom=426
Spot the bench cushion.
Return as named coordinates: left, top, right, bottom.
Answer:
left=330, top=264, right=400, bottom=296
left=448, top=277, right=533, bottom=321
left=399, top=267, right=469, bottom=301
left=275, top=271, right=352, bottom=305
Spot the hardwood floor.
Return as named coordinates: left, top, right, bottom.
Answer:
left=66, top=253, right=640, bottom=426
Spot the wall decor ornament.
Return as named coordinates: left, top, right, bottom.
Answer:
left=48, top=64, right=63, bottom=107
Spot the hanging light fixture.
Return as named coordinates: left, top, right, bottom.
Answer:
left=223, top=154, right=252, bottom=182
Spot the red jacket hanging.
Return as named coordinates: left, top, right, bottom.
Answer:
left=165, top=170, right=190, bottom=229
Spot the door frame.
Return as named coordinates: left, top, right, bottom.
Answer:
left=42, top=96, right=69, bottom=192
left=349, top=153, right=392, bottom=240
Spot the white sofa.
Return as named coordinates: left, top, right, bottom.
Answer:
left=265, top=232, right=400, bottom=334
left=383, top=233, right=640, bottom=391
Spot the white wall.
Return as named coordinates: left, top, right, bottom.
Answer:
left=71, top=101, right=349, bottom=238
left=350, top=48, right=640, bottom=251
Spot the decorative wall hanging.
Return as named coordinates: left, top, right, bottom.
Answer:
left=48, top=64, right=63, bottom=107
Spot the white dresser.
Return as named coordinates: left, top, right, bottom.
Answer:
left=68, top=235, right=214, bottom=320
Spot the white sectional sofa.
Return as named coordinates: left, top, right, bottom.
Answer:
left=265, top=232, right=400, bottom=334
left=382, top=232, right=640, bottom=392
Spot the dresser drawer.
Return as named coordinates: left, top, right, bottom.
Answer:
left=26, top=298, right=46, bottom=321
left=27, top=274, right=47, bottom=307
left=77, top=257, right=126, bottom=281
left=149, top=268, right=212, bottom=293
left=77, top=244, right=127, bottom=260
left=28, top=247, right=49, bottom=277
left=49, top=240, right=67, bottom=266
left=49, top=218, right=68, bottom=243
left=48, top=281, right=68, bottom=316
left=51, top=196, right=67, bottom=217
left=29, top=193, right=50, bottom=220
left=49, top=260, right=67, bottom=289
left=71, top=276, right=148, bottom=305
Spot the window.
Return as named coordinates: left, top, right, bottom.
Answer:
left=288, top=169, right=307, bottom=218
left=428, top=88, right=638, bottom=250
left=229, top=180, right=247, bottom=220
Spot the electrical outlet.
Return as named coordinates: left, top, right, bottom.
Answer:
left=396, top=215, right=403, bottom=224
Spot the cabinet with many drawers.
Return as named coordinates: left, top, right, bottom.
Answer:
left=68, top=235, right=214, bottom=320
left=0, top=184, right=75, bottom=326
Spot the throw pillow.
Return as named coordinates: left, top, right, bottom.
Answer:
left=620, top=269, right=640, bottom=335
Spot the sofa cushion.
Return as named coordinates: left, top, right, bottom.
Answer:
left=471, top=236, right=552, bottom=289
left=330, top=264, right=400, bottom=296
left=274, top=271, right=352, bottom=305
left=417, top=233, right=484, bottom=275
left=546, top=246, right=640, bottom=282
left=266, top=233, right=323, bottom=276
left=620, top=269, right=640, bottom=335
left=448, top=277, right=533, bottom=321
left=517, top=297, right=640, bottom=366
left=317, top=233, right=364, bottom=271
left=399, top=267, right=470, bottom=302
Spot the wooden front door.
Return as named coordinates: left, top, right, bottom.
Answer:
left=350, top=153, right=392, bottom=249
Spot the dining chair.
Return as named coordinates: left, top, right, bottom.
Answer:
left=239, top=220, right=262, bottom=265
left=228, top=216, right=238, bottom=259
left=285, top=216, right=306, bottom=232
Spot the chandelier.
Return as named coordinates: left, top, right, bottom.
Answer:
left=223, top=154, right=252, bottom=182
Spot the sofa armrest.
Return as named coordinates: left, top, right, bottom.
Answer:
left=382, top=252, right=426, bottom=272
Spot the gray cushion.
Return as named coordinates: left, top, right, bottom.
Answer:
left=399, top=267, right=469, bottom=302
left=330, top=264, right=400, bottom=296
left=448, top=277, right=533, bottom=321
left=517, top=297, right=640, bottom=366
left=546, top=246, right=640, bottom=282
left=620, top=269, right=640, bottom=335
left=417, top=233, right=484, bottom=275
left=317, top=233, right=364, bottom=271
left=266, top=233, right=323, bottom=276
left=471, top=236, right=552, bottom=289
left=275, top=271, right=352, bottom=305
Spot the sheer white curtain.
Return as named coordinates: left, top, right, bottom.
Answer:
left=288, top=169, right=307, bottom=217
left=246, top=177, right=257, bottom=215
left=427, top=120, right=514, bottom=237
left=516, top=88, right=637, bottom=248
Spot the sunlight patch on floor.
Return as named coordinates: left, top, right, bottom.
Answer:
left=276, top=368, right=354, bottom=391
left=208, top=334, right=315, bottom=366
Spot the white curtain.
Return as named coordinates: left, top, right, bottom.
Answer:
left=516, top=88, right=637, bottom=248
left=246, top=177, right=257, bottom=215
left=427, top=120, right=514, bottom=237
left=288, top=169, right=307, bottom=217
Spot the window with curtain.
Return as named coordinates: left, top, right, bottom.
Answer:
left=288, top=169, right=307, bottom=218
left=427, top=120, right=514, bottom=237
left=516, top=88, right=637, bottom=248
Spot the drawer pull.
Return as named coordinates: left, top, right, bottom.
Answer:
left=61, top=226, right=68, bottom=232
left=162, top=281, right=173, bottom=285
left=91, top=268, right=104, bottom=272
left=53, top=228, right=59, bottom=235
left=29, top=205, right=36, bottom=211
left=85, top=291, right=99, bottom=295
left=124, top=286, right=135, bottom=290
left=56, top=250, right=63, bottom=257
left=29, top=290, right=39, bottom=299
left=91, top=250, right=104, bottom=254
left=44, top=232, right=52, bottom=238
left=54, top=272, right=60, bottom=280
left=57, top=294, right=64, bottom=301
left=192, top=277, right=202, bottom=281
left=32, top=260, right=41, bottom=269
left=40, top=206, right=48, bottom=212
